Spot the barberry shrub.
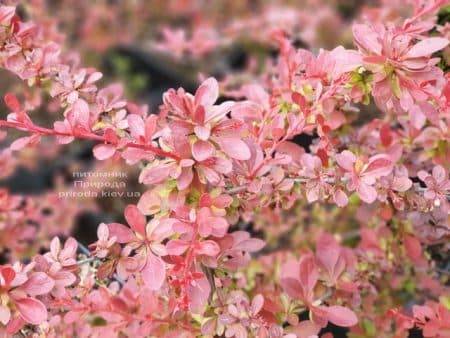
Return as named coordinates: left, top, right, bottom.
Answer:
left=0, top=1, right=449, bottom=337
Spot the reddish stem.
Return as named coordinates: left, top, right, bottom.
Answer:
left=0, top=120, right=180, bottom=161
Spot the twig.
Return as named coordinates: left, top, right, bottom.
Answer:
left=77, top=241, right=91, bottom=256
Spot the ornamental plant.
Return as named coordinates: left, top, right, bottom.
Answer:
left=0, top=1, right=449, bottom=337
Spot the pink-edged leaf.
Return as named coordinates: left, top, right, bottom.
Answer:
left=93, top=144, right=116, bottom=160
left=212, top=157, right=232, bottom=174
left=406, top=37, right=449, bottom=58
left=53, top=121, right=74, bottom=144
left=209, top=216, right=229, bottom=237
left=195, top=77, right=219, bottom=107
left=53, top=271, right=76, bottom=287
left=333, top=189, right=348, bottom=207
left=280, top=277, right=303, bottom=300
left=233, top=238, right=265, bottom=252
left=335, top=150, right=356, bottom=172
left=97, top=223, right=109, bottom=241
left=363, top=154, right=393, bottom=178
left=356, top=183, right=378, bottom=204
left=177, top=167, right=194, bottom=191
left=192, top=140, right=214, bottom=162
left=319, top=305, right=358, bottom=327
left=145, top=115, right=157, bottom=139
left=352, top=24, right=382, bottom=54
left=193, top=105, right=206, bottom=125
left=139, top=163, right=173, bottom=185
left=298, top=254, right=318, bottom=297
left=392, top=176, right=412, bottom=192
left=141, top=252, right=165, bottom=290
left=21, top=272, right=54, bottom=296
left=87, top=71, right=103, bottom=84
left=107, top=223, right=135, bottom=243
left=71, top=99, right=90, bottom=129
left=124, top=205, right=146, bottom=235
left=137, top=190, right=161, bottom=215
left=194, top=125, right=211, bottom=141
left=290, top=320, right=321, bottom=338
left=432, top=165, right=446, bottom=182
left=250, top=294, right=264, bottom=315
left=196, top=240, right=220, bottom=256
left=127, top=114, right=145, bottom=139
left=10, top=136, right=32, bottom=151
left=166, top=239, right=190, bottom=255
left=187, top=274, right=210, bottom=314
left=121, top=147, right=150, bottom=165
left=217, top=137, right=250, bottom=160
left=316, top=234, right=344, bottom=283
left=15, top=298, right=47, bottom=325
left=50, top=237, right=61, bottom=257
left=61, top=237, right=78, bottom=260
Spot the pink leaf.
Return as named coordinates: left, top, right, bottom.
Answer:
left=319, top=305, right=358, bottom=327
left=316, top=234, right=344, bottom=283
left=217, top=137, right=250, bottom=160
left=187, top=275, right=210, bottom=314
left=71, top=99, right=90, bottom=129
left=250, top=294, right=264, bottom=315
left=124, top=205, right=146, bottom=235
left=21, top=272, right=54, bottom=296
left=280, top=277, right=303, bottom=300
left=10, top=136, right=32, bottom=151
left=15, top=298, right=47, bottom=325
left=195, top=77, right=219, bottom=107
left=335, top=150, right=356, bottom=172
left=352, top=24, right=382, bottom=55
left=127, top=114, right=145, bottom=139
left=139, top=163, right=173, bottom=185
left=333, top=189, right=348, bottom=207
left=392, top=176, right=412, bottom=192
left=209, top=216, right=229, bottom=237
left=108, top=223, right=135, bottom=243
left=177, top=167, right=194, bottom=191
left=232, top=238, right=265, bottom=252
left=406, top=38, right=449, bottom=58
left=356, top=183, right=377, bottom=204
left=166, top=239, right=189, bottom=255
left=298, top=254, right=318, bottom=297
left=363, top=154, right=393, bottom=178
left=194, top=125, right=211, bottom=141
left=141, top=252, right=165, bottom=290
left=432, top=165, right=446, bottom=183
left=137, top=190, right=161, bottom=215
left=192, top=140, right=214, bottom=162
left=93, top=144, right=116, bottom=160
left=197, top=240, right=220, bottom=256
left=0, top=305, right=10, bottom=325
